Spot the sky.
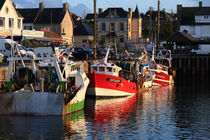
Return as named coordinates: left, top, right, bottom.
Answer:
left=11, top=0, right=210, bottom=14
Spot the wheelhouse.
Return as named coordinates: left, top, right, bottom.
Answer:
left=91, top=62, right=121, bottom=77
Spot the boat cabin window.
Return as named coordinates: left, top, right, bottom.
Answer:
left=99, top=67, right=105, bottom=72
left=5, top=43, right=11, bottom=50
left=113, top=68, right=116, bottom=72
left=107, top=67, right=112, bottom=72
left=92, top=67, right=97, bottom=71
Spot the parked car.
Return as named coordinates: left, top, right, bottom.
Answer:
left=73, top=47, right=93, bottom=59
left=147, top=43, right=167, bottom=55
left=191, top=45, right=210, bottom=55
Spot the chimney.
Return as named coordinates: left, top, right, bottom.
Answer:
left=12, top=3, right=16, bottom=9
left=63, top=2, right=69, bottom=12
left=39, top=2, right=45, bottom=12
left=128, top=8, right=132, bottom=18
left=98, top=8, right=103, bottom=14
left=199, top=1, right=202, bottom=7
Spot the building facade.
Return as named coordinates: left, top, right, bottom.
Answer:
left=0, top=0, right=23, bottom=37
left=96, top=6, right=142, bottom=52
left=177, top=1, right=210, bottom=39
left=17, top=2, right=73, bottom=44
left=73, top=23, right=94, bottom=47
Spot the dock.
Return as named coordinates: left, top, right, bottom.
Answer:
left=172, top=55, right=210, bottom=86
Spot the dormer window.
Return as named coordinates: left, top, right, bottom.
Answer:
left=111, top=11, right=114, bottom=18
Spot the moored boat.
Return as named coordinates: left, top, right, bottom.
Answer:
left=150, top=51, right=174, bottom=86
left=87, top=46, right=137, bottom=97
left=0, top=46, right=89, bottom=115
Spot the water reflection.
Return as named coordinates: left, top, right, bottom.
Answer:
left=63, top=110, right=87, bottom=139
left=85, top=94, right=138, bottom=139
left=0, top=115, right=64, bottom=140
left=172, top=85, right=210, bottom=139
left=139, top=85, right=176, bottom=139
left=0, top=85, right=209, bottom=139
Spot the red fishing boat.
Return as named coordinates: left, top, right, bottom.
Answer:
left=150, top=50, right=174, bottom=86
left=87, top=47, right=137, bottom=97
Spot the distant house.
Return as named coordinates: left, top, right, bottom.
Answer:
left=0, top=0, right=23, bottom=37
left=96, top=6, right=142, bottom=52
left=177, top=1, right=210, bottom=54
left=84, top=13, right=94, bottom=24
left=177, top=1, right=210, bottom=39
left=17, top=2, right=74, bottom=44
left=73, top=23, right=94, bottom=47
left=142, top=9, right=176, bottom=41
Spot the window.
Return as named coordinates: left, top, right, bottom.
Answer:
left=111, top=36, right=115, bottom=43
left=92, top=67, right=97, bottom=71
left=24, top=26, right=32, bottom=30
left=119, top=22, right=124, bottom=31
left=9, top=18, right=14, bottom=28
left=110, top=23, right=115, bottom=32
left=107, top=67, right=112, bottom=72
left=101, top=23, right=106, bottom=32
left=119, top=36, right=124, bottom=43
left=0, top=17, right=5, bottom=27
left=18, top=19, right=21, bottom=29
left=101, top=35, right=106, bottom=42
left=204, top=16, right=209, bottom=19
left=128, top=23, right=130, bottom=32
left=99, top=67, right=105, bottom=72
left=82, top=40, right=88, bottom=43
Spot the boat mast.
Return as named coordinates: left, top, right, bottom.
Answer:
left=157, top=0, right=160, bottom=49
left=93, top=0, right=97, bottom=59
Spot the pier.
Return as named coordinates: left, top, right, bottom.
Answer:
left=172, top=55, right=210, bottom=86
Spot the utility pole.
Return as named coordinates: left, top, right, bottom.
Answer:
left=149, top=7, right=152, bottom=43
left=157, top=0, right=160, bottom=49
left=93, top=0, right=97, bottom=59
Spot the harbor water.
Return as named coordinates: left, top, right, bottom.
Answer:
left=0, top=85, right=210, bottom=139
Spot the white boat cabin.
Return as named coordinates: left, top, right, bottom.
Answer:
left=91, top=62, right=122, bottom=77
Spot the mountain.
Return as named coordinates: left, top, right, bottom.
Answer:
left=70, top=3, right=92, bottom=18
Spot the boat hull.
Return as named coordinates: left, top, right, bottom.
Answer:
left=0, top=91, right=64, bottom=115
left=0, top=72, right=89, bottom=115
left=153, top=70, right=173, bottom=86
left=63, top=72, right=90, bottom=115
left=87, top=72, right=137, bottom=97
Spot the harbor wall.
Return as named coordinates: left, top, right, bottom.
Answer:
left=172, top=55, right=210, bottom=87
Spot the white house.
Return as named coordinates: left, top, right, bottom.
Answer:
left=0, top=0, right=23, bottom=37
left=177, top=1, right=210, bottom=54
left=178, top=2, right=210, bottom=39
